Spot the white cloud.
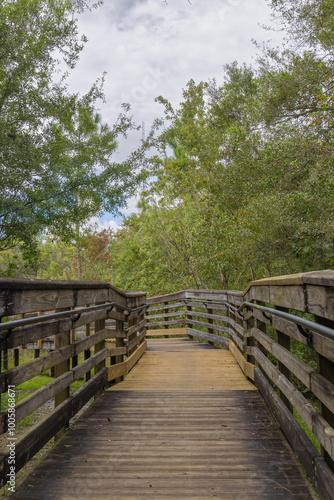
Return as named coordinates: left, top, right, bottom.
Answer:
left=121, top=194, right=141, bottom=216
left=84, top=216, right=121, bottom=233
left=69, top=0, right=281, bottom=126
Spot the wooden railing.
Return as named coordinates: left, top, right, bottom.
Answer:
left=0, top=278, right=147, bottom=487
left=1, top=271, right=334, bottom=499
left=146, top=270, right=334, bottom=500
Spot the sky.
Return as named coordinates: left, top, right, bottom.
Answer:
left=68, top=0, right=282, bottom=231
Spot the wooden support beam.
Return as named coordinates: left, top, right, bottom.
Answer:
left=107, top=341, right=147, bottom=382
left=94, top=308, right=106, bottom=400
left=276, top=306, right=293, bottom=413
left=207, top=307, right=214, bottom=346
left=186, top=304, right=192, bottom=335
left=256, top=300, right=269, bottom=381
left=246, top=313, right=255, bottom=366
left=229, top=339, right=254, bottom=381
left=54, top=308, right=71, bottom=441
left=114, top=306, right=125, bottom=384
left=85, top=320, right=91, bottom=382
left=13, top=349, right=19, bottom=368
left=316, top=315, right=334, bottom=473
left=146, top=328, right=187, bottom=337
left=164, top=301, right=169, bottom=337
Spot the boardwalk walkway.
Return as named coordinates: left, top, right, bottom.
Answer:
left=9, top=339, right=316, bottom=499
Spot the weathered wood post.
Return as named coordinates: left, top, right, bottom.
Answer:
left=85, top=320, right=91, bottom=382
left=127, top=315, right=137, bottom=357
left=276, top=306, right=293, bottom=413
left=315, top=315, right=334, bottom=472
left=35, top=311, right=42, bottom=359
left=164, top=301, right=169, bottom=337
left=71, top=306, right=78, bottom=369
left=54, top=307, right=71, bottom=441
left=13, top=348, right=19, bottom=367
left=115, top=306, right=125, bottom=384
left=94, top=306, right=106, bottom=400
left=186, top=303, right=192, bottom=336
left=246, top=313, right=255, bottom=366
left=207, top=305, right=214, bottom=346
left=256, top=300, right=269, bottom=380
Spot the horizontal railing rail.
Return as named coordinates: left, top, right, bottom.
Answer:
left=0, top=278, right=147, bottom=488
left=145, top=270, right=334, bottom=500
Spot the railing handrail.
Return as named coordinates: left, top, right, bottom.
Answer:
left=0, top=302, right=150, bottom=333
left=0, top=278, right=148, bottom=489
left=242, top=301, right=334, bottom=341
left=0, top=277, right=146, bottom=298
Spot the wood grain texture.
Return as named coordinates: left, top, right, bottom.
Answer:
left=187, top=328, right=230, bottom=349
left=253, top=347, right=334, bottom=462
left=2, top=369, right=108, bottom=487
left=9, top=339, right=316, bottom=499
left=146, top=328, right=188, bottom=337
left=1, top=329, right=112, bottom=390
left=0, top=277, right=146, bottom=316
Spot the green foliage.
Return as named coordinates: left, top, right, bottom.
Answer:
left=107, top=0, right=334, bottom=295
left=294, top=408, right=321, bottom=452
left=0, top=246, right=38, bottom=278
left=0, top=0, right=140, bottom=254
left=36, top=238, right=75, bottom=280
left=269, top=0, right=334, bottom=51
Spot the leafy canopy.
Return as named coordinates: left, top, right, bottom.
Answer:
left=0, top=0, right=139, bottom=252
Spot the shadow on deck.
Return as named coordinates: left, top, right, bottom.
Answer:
left=8, top=339, right=316, bottom=499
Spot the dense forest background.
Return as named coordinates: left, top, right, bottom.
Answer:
left=1, top=0, right=334, bottom=295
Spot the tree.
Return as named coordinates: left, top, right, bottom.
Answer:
left=110, top=0, right=334, bottom=294
left=50, top=96, right=119, bottom=279
left=0, top=0, right=139, bottom=254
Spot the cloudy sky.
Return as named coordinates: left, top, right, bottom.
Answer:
left=68, top=0, right=282, bottom=230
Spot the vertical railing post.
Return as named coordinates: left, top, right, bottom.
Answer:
left=115, top=306, right=125, bottom=384
left=227, top=304, right=235, bottom=344
left=54, top=307, right=71, bottom=441
left=0, top=317, right=2, bottom=411
left=35, top=311, right=42, bottom=359
left=71, top=307, right=78, bottom=369
left=85, top=319, right=91, bottom=382
left=256, top=301, right=269, bottom=380
left=236, top=307, right=244, bottom=343
left=3, top=337, right=8, bottom=372
left=186, top=303, right=192, bottom=336
left=94, top=306, right=106, bottom=400
left=276, top=306, right=293, bottom=413
left=164, top=301, right=169, bottom=337
left=127, top=315, right=136, bottom=356
left=315, top=315, right=334, bottom=472
left=14, top=348, right=19, bottom=367
left=139, top=308, right=146, bottom=345
left=246, top=312, right=255, bottom=366
left=207, top=306, right=214, bottom=346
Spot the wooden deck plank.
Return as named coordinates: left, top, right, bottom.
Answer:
left=8, top=339, right=317, bottom=499
left=113, top=338, right=255, bottom=392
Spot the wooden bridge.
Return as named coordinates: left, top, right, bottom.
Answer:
left=0, top=271, right=334, bottom=499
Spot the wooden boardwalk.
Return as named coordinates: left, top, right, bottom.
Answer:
left=9, top=339, right=316, bottom=499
